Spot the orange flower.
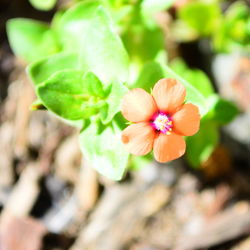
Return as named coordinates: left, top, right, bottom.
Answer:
left=121, top=78, right=200, bottom=163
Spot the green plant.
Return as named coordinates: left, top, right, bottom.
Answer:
left=28, top=0, right=57, bottom=11
left=6, top=0, right=239, bottom=180
left=173, top=0, right=250, bottom=53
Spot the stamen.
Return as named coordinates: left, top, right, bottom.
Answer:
left=152, top=112, right=173, bottom=135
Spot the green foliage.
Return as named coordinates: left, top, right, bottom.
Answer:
left=170, top=59, right=214, bottom=98
left=37, top=70, right=105, bottom=120
left=178, top=1, right=221, bottom=36
left=100, top=82, right=128, bottom=124
left=57, top=2, right=129, bottom=84
left=6, top=18, right=60, bottom=63
left=82, top=72, right=106, bottom=98
left=56, top=1, right=101, bottom=51
left=173, top=1, right=250, bottom=52
left=29, top=0, right=57, bottom=11
left=186, top=121, right=219, bottom=168
left=204, top=95, right=240, bottom=125
left=133, top=61, right=164, bottom=92
left=123, top=25, right=164, bottom=65
left=169, top=59, right=239, bottom=168
left=78, top=6, right=129, bottom=84
left=6, top=0, right=241, bottom=180
left=213, top=2, right=250, bottom=52
left=141, top=0, right=174, bottom=27
left=37, top=70, right=86, bottom=120
left=27, top=52, right=79, bottom=86
left=79, top=120, right=129, bottom=180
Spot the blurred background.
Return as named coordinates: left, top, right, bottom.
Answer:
left=0, top=0, right=250, bottom=249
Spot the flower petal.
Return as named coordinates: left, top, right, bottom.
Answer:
left=152, top=78, right=186, bottom=114
left=121, top=122, right=156, bottom=156
left=121, top=88, right=157, bottom=122
left=172, top=103, right=200, bottom=136
left=153, top=133, right=186, bottom=163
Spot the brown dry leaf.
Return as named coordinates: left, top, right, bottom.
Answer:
left=0, top=215, right=46, bottom=250
left=0, top=122, right=15, bottom=187
left=231, top=57, right=250, bottom=111
left=141, top=184, right=171, bottom=217
left=201, top=146, right=232, bottom=180
left=38, top=121, right=74, bottom=174
left=204, top=184, right=232, bottom=217
left=54, top=134, right=81, bottom=184
left=175, top=203, right=250, bottom=250
left=3, top=164, right=41, bottom=217
left=75, top=159, right=99, bottom=211
left=71, top=181, right=171, bottom=250
left=13, top=77, right=35, bottom=158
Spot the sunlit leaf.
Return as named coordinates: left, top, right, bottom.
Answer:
left=57, top=1, right=101, bottom=50
left=79, top=6, right=129, bottom=84
left=7, top=18, right=59, bottom=63
left=82, top=72, right=105, bottom=98
left=133, top=61, right=164, bottom=92
left=141, top=0, right=174, bottom=27
left=29, top=0, right=57, bottom=11
left=37, top=70, right=86, bottom=120
left=178, top=2, right=221, bottom=36
left=58, top=2, right=129, bottom=84
left=79, top=119, right=129, bottom=180
left=170, top=58, right=214, bottom=98
left=27, top=52, right=78, bottom=86
left=213, top=2, right=250, bottom=52
left=186, top=120, right=219, bottom=168
left=100, top=82, right=128, bottom=124
left=123, top=26, right=164, bottom=65
left=204, top=95, right=240, bottom=125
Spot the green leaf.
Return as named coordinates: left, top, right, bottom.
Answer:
left=204, top=95, right=239, bottom=125
left=58, top=2, right=129, bottom=84
left=79, top=6, right=129, bottom=84
left=141, top=0, right=173, bottom=15
left=123, top=26, right=164, bottom=64
left=213, top=2, right=250, bottom=52
left=29, top=0, right=57, bottom=11
left=27, top=52, right=79, bottom=86
left=37, top=69, right=107, bottom=120
left=170, top=18, right=198, bottom=42
left=100, top=82, right=128, bottom=124
left=161, top=64, right=208, bottom=116
left=51, top=10, right=66, bottom=30
left=37, top=70, right=90, bottom=120
left=6, top=18, right=59, bottom=63
left=178, top=2, right=221, bottom=36
left=79, top=120, right=129, bottom=180
left=170, top=58, right=214, bottom=98
left=141, top=0, right=174, bottom=27
left=186, top=120, right=219, bottom=168
left=82, top=72, right=105, bottom=98
left=57, top=1, right=101, bottom=51
left=184, top=70, right=214, bottom=98
left=133, top=61, right=164, bottom=92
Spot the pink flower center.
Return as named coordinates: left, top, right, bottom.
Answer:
left=152, top=112, right=173, bottom=135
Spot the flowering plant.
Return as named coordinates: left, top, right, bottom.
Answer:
left=121, top=78, right=200, bottom=163
left=6, top=0, right=239, bottom=180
